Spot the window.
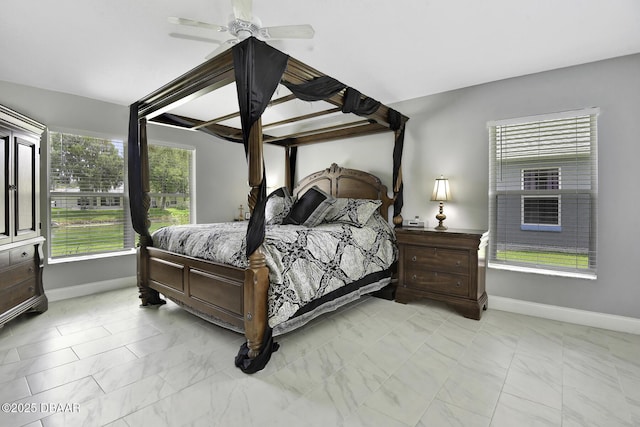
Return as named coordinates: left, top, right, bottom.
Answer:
left=146, top=144, right=193, bottom=235
left=488, top=108, right=598, bottom=277
left=522, top=196, right=560, bottom=226
left=521, top=168, right=560, bottom=230
left=48, top=132, right=193, bottom=260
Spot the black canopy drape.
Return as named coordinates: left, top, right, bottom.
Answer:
left=233, top=38, right=289, bottom=259
left=127, top=102, right=151, bottom=242
left=388, top=108, right=405, bottom=220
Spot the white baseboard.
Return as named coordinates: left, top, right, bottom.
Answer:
left=46, top=276, right=136, bottom=302
left=490, top=296, right=640, bottom=335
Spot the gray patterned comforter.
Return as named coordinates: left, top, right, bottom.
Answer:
left=152, top=213, right=397, bottom=327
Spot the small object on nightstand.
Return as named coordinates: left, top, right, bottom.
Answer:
left=237, top=204, right=245, bottom=221
left=403, top=216, right=425, bottom=228
left=395, top=227, right=488, bottom=320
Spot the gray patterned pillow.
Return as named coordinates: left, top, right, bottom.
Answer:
left=323, top=198, right=382, bottom=227
left=283, top=186, right=335, bottom=227
left=265, top=187, right=294, bottom=225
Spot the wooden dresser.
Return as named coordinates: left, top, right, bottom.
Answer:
left=0, top=104, right=47, bottom=328
left=395, top=228, right=488, bottom=320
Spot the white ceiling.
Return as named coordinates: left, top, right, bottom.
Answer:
left=2, top=0, right=640, bottom=112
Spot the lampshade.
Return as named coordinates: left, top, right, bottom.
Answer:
left=430, top=176, right=451, bottom=202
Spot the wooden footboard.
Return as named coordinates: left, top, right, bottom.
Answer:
left=141, top=246, right=246, bottom=330
left=139, top=245, right=270, bottom=359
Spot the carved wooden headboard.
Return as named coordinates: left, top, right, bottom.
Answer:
left=293, top=163, right=394, bottom=221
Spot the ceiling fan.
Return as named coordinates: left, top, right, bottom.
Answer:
left=169, top=0, right=315, bottom=59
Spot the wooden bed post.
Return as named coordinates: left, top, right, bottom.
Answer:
left=247, top=117, right=263, bottom=212
left=284, top=147, right=291, bottom=193
left=392, top=125, right=405, bottom=227
left=244, top=247, right=269, bottom=358
left=244, top=117, right=270, bottom=358
left=393, top=164, right=404, bottom=226
left=137, top=118, right=164, bottom=306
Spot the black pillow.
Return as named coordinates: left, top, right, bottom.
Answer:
left=283, top=186, right=335, bottom=227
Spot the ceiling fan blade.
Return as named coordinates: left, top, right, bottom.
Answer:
left=205, top=39, right=238, bottom=60
left=232, top=0, right=253, bottom=22
left=169, top=33, right=222, bottom=44
left=261, top=25, right=315, bottom=40
left=168, top=16, right=227, bottom=32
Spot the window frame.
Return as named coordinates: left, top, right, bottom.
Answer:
left=46, top=130, right=195, bottom=263
left=47, top=129, right=132, bottom=263
left=487, top=108, right=598, bottom=279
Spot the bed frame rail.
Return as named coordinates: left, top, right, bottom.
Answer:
left=145, top=247, right=245, bottom=330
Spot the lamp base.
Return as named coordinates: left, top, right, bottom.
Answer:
left=434, top=203, right=447, bottom=230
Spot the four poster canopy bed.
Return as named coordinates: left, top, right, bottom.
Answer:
left=128, top=37, right=409, bottom=372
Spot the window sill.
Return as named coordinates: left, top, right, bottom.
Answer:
left=520, top=224, right=562, bottom=232
left=47, top=249, right=136, bottom=265
left=488, top=262, right=597, bottom=280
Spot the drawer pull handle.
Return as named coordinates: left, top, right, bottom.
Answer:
left=412, top=274, right=417, bottom=280
left=456, top=281, right=461, bottom=287
left=28, top=267, right=34, bottom=273
left=456, top=261, right=461, bottom=266
left=411, top=256, right=417, bottom=262
left=21, top=252, right=28, bottom=258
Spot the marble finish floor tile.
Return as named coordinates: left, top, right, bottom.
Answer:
left=491, top=392, right=561, bottom=427
left=0, top=286, right=638, bottom=427
left=502, top=353, right=562, bottom=410
left=417, top=398, right=491, bottom=427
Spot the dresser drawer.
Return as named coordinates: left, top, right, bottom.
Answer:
left=0, top=251, right=9, bottom=269
left=10, top=245, right=36, bottom=264
left=404, top=246, right=469, bottom=273
left=404, top=268, right=469, bottom=297
left=1, top=262, right=37, bottom=290
left=0, top=277, right=37, bottom=314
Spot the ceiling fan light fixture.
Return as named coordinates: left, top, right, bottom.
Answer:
left=169, top=0, right=314, bottom=59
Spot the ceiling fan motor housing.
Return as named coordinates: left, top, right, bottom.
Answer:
left=228, top=18, right=261, bottom=40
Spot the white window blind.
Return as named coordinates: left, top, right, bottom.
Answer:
left=49, top=132, right=133, bottom=258
left=488, top=108, right=598, bottom=277
left=49, top=134, right=194, bottom=260
left=146, top=144, right=193, bottom=235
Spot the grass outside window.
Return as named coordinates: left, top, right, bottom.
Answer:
left=50, top=207, right=189, bottom=257
left=496, top=249, right=589, bottom=269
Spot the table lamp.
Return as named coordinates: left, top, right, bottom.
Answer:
left=431, top=175, right=451, bottom=230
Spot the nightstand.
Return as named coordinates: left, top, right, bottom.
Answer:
left=395, top=228, right=489, bottom=320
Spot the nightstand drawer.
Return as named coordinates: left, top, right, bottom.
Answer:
left=404, top=270, right=469, bottom=297
left=404, top=246, right=469, bottom=273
